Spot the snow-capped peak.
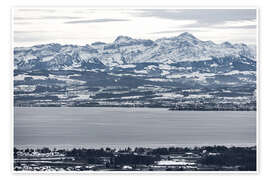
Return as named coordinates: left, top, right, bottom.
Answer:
left=221, top=41, right=234, bottom=48
left=177, top=32, right=199, bottom=41
left=114, top=35, right=134, bottom=43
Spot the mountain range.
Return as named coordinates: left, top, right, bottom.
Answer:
left=14, top=32, right=256, bottom=70
left=13, top=32, right=257, bottom=110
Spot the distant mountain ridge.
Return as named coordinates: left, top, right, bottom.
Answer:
left=14, top=32, right=256, bottom=70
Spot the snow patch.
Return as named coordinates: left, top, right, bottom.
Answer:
left=118, top=64, right=136, bottom=68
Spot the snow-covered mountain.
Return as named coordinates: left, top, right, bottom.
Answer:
left=13, top=32, right=257, bottom=109
left=14, top=32, right=256, bottom=70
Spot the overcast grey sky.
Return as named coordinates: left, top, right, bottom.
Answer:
left=13, top=8, right=257, bottom=47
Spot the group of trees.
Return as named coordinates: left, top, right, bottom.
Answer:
left=200, top=147, right=256, bottom=171
left=64, top=147, right=157, bottom=165
left=65, top=148, right=112, bottom=163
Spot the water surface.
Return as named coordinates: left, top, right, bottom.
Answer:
left=14, top=107, right=256, bottom=148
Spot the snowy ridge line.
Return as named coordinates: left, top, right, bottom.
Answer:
left=14, top=32, right=256, bottom=71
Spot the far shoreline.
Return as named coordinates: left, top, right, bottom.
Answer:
left=14, top=143, right=257, bottom=150
left=13, top=106, right=257, bottom=111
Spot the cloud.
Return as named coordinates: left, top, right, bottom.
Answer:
left=216, top=25, right=256, bottom=29
left=14, top=17, right=36, bottom=20
left=14, top=16, right=81, bottom=21
left=13, top=22, right=32, bottom=25
left=14, top=32, right=53, bottom=43
left=178, top=22, right=256, bottom=29
left=13, top=9, right=257, bottom=47
left=42, top=16, right=81, bottom=20
left=133, top=9, right=256, bottom=26
left=64, top=18, right=130, bottom=24
left=14, top=30, right=50, bottom=34
left=17, top=9, right=56, bottom=13
left=14, top=30, right=57, bottom=43
left=149, top=29, right=204, bottom=35
left=72, top=9, right=96, bottom=14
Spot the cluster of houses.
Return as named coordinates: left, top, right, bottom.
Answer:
left=14, top=148, right=241, bottom=171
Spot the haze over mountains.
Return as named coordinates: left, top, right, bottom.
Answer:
left=14, top=32, right=256, bottom=110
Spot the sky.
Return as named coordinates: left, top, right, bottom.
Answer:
left=13, top=8, right=257, bottom=47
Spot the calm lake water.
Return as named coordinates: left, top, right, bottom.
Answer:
left=14, top=107, right=256, bottom=149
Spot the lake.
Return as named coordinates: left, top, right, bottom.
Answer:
left=14, top=107, right=256, bottom=149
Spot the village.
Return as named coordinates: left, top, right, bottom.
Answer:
left=14, top=146, right=256, bottom=171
